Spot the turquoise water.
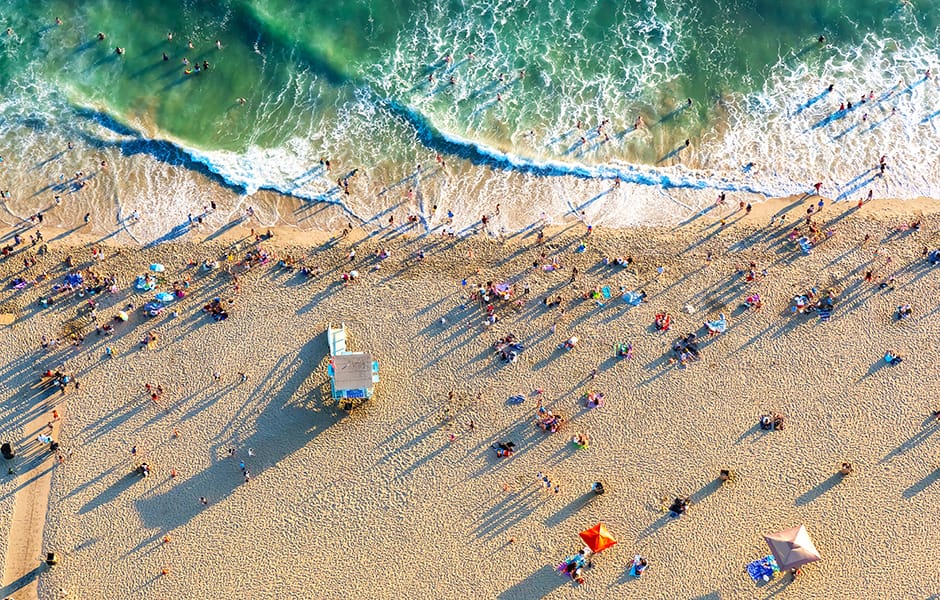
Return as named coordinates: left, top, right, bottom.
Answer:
left=1, top=0, right=939, bottom=238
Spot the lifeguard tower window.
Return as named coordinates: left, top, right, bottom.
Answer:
left=331, top=353, right=375, bottom=391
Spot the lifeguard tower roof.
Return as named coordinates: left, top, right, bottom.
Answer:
left=330, top=352, right=376, bottom=392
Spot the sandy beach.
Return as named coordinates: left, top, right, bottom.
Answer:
left=0, top=196, right=938, bottom=599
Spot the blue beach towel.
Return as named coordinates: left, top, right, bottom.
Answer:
left=624, top=291, right=643, bottom=306
left=746, top=555, right=779, bottom=582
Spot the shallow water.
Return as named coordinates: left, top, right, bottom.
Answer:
left=0, top=0, right=939, bottom=242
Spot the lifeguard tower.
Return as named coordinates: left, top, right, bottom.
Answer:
left=327, top=323, right=379, bottom=409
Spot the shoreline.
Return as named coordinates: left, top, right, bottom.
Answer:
left=3, top=193, right=939, bottom=253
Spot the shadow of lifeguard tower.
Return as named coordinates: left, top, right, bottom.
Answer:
left=327, top=323, right=379, bottom=410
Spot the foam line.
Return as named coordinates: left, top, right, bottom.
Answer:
left=383, top=100, right=790, bottom=197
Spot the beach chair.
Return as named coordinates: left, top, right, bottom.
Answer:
left=328, top=323, right=347, bottom=355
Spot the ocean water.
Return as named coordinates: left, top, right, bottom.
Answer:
left=0, top=0, right=939, bottom=241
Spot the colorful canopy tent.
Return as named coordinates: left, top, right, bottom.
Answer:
left=327, top=323, right=379, bottom=407
left=764, top=525, right=821, bottom=571
left=579, top=523, right=617, bottom=554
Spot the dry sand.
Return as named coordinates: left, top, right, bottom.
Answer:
left=0, top=197, right=938, bottom=599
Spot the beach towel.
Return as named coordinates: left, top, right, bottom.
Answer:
left=629, top=556, right=648, bottom=578
left=818, top=307, right=833, bottom=321
left=134, top=275, right=155, bottom=291
left=507, top=394, right=525, bottom=405
left=746, top=555, right=779, bottom=582
left=624, top=291, right=643, bottom=306
left=706, top=313, right=728, bottom=334
left=601, top=286, right=611, bottom=299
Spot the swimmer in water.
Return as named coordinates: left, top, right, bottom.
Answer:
left=216, top=40, right=222, bottom=49
left=115, top=47, right=124, bottom=55
left=237, top=97, right=247, bottom=105
left=97, top=32, right=106, bottom=41
left=167, top=32, right=173, bottom=41
left=163, top=52, right=169, bottom=61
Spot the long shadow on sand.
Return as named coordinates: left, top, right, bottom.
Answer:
left=902, top=468, right=940, bottom=498
left=79, top=471, right=140, bottom=515
left=496, top=564, right=566, bottom=600
left=134, top=335, right=341, bottom=532
left=0, top=563, right=49, bottom=598
left=543, top=491, right=601, bottom=528
left=794, top=472, right=844, bottom=506
left=880, top=418, right=940, bottom=463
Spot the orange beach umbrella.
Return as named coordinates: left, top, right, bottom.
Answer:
left=579, top=523, right=617, bottom=553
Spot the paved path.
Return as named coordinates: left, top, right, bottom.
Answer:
left=1, top=401, right=62, bottom=600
